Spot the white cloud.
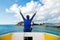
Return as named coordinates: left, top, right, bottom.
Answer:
left=6, top=0, right=60, bottom=23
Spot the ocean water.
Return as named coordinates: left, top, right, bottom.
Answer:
left=0, top=24, right=60, bottom=36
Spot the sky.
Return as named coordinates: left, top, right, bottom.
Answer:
left=0, top=0, right=60, bottom=24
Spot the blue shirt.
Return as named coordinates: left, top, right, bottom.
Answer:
left=24, top=19, right=31, bottom=30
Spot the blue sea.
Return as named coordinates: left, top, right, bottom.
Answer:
left=0, top=24, right=60, bottom=36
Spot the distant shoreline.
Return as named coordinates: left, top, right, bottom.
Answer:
left=16, top=21, right=60, bottom=28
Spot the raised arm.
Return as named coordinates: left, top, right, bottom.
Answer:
left=19, top=10, right=25, bottom=20
left=30, top=12, right=36, bottom=21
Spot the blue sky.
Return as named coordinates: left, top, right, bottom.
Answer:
left=0, top=0, right=17, bottom=24
left=0, top=0, right=60, bottom=24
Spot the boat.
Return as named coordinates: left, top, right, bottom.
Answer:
left=0, top=32, right=60, bottom=40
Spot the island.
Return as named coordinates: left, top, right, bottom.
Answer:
left=52, top=24, right=60, bottom=28
left=16, top=21, right=40, bottom=26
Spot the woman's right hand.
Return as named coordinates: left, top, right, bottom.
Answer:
left=19, top=9, right=21, bottom=13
